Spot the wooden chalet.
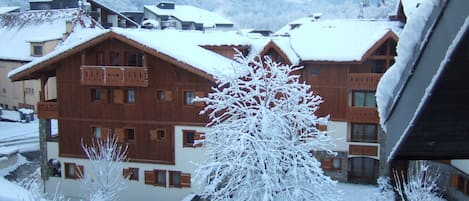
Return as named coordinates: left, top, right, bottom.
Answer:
left=273, top=18, right=401, bottom=183
left=9, top=28, right=238, bottom=201
left=378, top=0, right=469, bottom=200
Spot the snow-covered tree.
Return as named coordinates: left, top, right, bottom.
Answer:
left=194, top=54, right=339, bottom=201
left=80, top=136, right=128, bottom=201
left=373, top=177, right=395, bottom=201
left=394, top=161, right=445, bottom=201
left=17, top=168, right=69, bottom=201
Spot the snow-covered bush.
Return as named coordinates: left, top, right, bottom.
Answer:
left=194, top=54, right=339, bottom=201
left=372, top=177, right=395, bottom=201
left=80, top=136, right=128, bottom=201
left=394, top=161, right=445, bottom=201
left=17, top=168, right=69, bottom=201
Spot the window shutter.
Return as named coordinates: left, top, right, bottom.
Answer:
left=101, top=128, right=110, bottom=141
left=150, top=129, right=158, bottom=141
left=193, top=91, right=205, bottom=107
left=450, top=174, right=459, bottom=187
left=75, top=165, right=84, bottom=179
left=123, top=168, right=131, bottom=178
left=144, top=170, right=156, bottom=185
left=115, top=128, right=125, bottom=143
left=317, top=125, right=327, bottom=132
left=165, top=90, right=172, bottom=101
left=114, top=89, right=124, bottom=104
left=194, top=132, right=204, bottom=147
left=181, top=173, right=191, bottom=188
left=101, top=88, right=109, bottom=103
left=321, top=159, right=332, bottom=170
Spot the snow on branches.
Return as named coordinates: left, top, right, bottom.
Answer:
left=194, top=54, right=339, bottom=201
left=80, top=136, right=128, bottom=201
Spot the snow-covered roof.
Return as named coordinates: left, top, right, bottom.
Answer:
left=0, top=6, right=20, bottom=14
left=277, top=19, right=401, bottom=62
left=9, top=28, right=242, bottom=81
left=0, top=9, right=94, bottom=61
left=88, top=0, right=139, bottom=27
left=401, top=0, right=423, bottom=18
left=376, top=0, right=440, bottom=131
left=248, top=36, right=300, bottom=65
left=144, top=4, right=233, bottom=28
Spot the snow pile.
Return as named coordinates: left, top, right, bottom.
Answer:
left=376, top=0, right=439, bottom=130
left=0, top=177, right=33, bottom=201
left=280, top=19, right=401, bottom=62
left=0, top=6, right=19, bottom=14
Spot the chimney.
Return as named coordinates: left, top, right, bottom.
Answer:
left=157, top=2, right=175, bottom=9
left=65, top=20, right=73, bottom=34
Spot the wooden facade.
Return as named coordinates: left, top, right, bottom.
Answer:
left=38, top=36, right=211, bottom=164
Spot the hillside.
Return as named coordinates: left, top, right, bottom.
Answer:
left=0, top=0, right=398, bottom=30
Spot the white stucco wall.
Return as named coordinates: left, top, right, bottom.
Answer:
left=46, top=125, right=207, bottom=201
left=451, top=160, right=469, bottom=175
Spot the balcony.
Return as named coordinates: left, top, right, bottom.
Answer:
left=37, top=101, right=58, bottom=119
left=348, top=73, right=382, bottom=90
left=348, top=107, right=379, bottom=124
left=80, top=65, right=148, bottom=87
left=349, top=144, right=378, bottom=157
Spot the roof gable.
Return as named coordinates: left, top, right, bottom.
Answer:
left=9, top=28, right=239, bottom=82
left=259, top=40, right=293, bottom=65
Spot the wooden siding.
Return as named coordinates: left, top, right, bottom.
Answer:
left=55, top=38, right=211, bottom=164
left=301, top=64, right=348, bottom=120
left=347, top=107, right=379, bottom=124
left=348, top=73, right=382, bottom=90
left=80, top=66, right=148, bottom=87
left=37, top=101, right=58, bottom=119
left=349, top=144, right=378, bottom=156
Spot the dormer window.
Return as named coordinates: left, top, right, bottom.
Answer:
left=31, top=43, right=44, bottom=57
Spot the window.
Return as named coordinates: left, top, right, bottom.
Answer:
left=125, top=52, right=144, bottom=66
left=97, top=51, right=105, bottom=65
left=332, top=158, right=341, bottom=170
left=144, top=170, right=166, bottom=187
left=351, top=124, right=378, bottom=143
left=184, top=90, right=204, bottom=106
left=123, top=167, right=139, bottom=181
left=169, top=171, right=181, bottom=187
left=183, top=130, right=195, bottom=147
left=150, top=129, right=167, bottom=142
left=349, top=157, right=378, bottom=183
left=32, top=45, right=43, bottom=56
left=126, top=128, right=135, bottom=142
left=352, top=91, right=376, bottom=107
left=372, top=60, right=386, bottom=73
left=25, top=88, right=34, bottom=95
left=184, top=91, right=195, bottom=105
left=311, top=67, right=319, bottom=76
left=91, top=88, right=101, bottom=102
left=92, top=127, right=102, bottom=139
left=64, top=163, right=83, bottom=179
left=156, top=90, right=172, bottom=101
left=125, top=89, right=135, bottom=103
left=110, top=51, right=120, bottom=66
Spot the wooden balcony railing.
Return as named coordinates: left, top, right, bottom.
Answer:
left=80, top=65, right=148, bottom=87
left=37, top=101, right=58, bottom=119
left=348, top=107, right=379, bottom=124
left=348, top=73, right=382, bottom=90
left=349, top=144, right=378, bottom=157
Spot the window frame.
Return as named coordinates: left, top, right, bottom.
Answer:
left=182, top=130, right=195, bottom=147
left=64, top=162, right=83, bottom=179
left=183, top=90, right=195, bottom=105
left=351, top=123, right=378, bottom=143
left=155, top=169, right=167, bottom=187
left=32, top=44, right=43, bottom=56
left=169, top=171, right=181, bottom=188
left=125, top=127, right=136, bottom=143
left=125, top=88, right=135, bottom=104
left=352, top=91, right=376, bottom=108
left=123, top=167, right=139, bottom=181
